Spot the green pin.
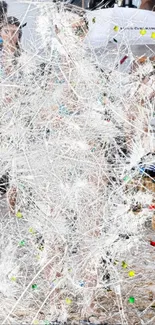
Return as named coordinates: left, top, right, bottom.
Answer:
left=32, top=284, right=38, bottom=289
left=123, top=176, right=130, bottom=182
left=19, top=240, right=25, bottom=246
left=128, top=296, right=135, bottom=303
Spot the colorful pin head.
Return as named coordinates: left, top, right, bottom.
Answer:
left=140, top=29, right=147, bottom=36
left=150, top=241, right=155, bottom=246
left=33, top=320, right=39, bottom=325
left=149, top=205, right=155, bottom=210
left=92, top=17, right=96, bottom=23
left=65, top=297, right=72, bottom=304
left=151, top=32, right=155, bottom=39
left=16, top=211, right=22, bottom=218
left=128, top=296, right=135, bottom=303
left=36, top=254, right=40, bottom=260
left=11, top=276, right=16, bottom=281
left=19, top=240, right=25, bottom=246
left=29, top=227, right=36, bottom=234
left=32, top=284, right=38, bottom=289
left=139, top=167, right=145, bottom=174
left=128, top=270, right=135, bottom=277
left=123, top=176, right=130, bottom=182
left=59, top=104, right=68, bottom=115
left=122, top=261, right=128, bottom=269
left=79, top=281, right=85, bottom=287
left=113, top=26, right=119, bottom=32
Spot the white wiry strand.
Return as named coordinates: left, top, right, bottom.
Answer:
left=0, top=2, right=155, bottom=325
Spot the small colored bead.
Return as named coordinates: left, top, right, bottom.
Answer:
left=122, top=261, right=128, bottom=268
left=128, top=296, right=135, bottom=303
left=150, top=241, right=155, bottom=246
left=128, top=270, right=135, bottom=277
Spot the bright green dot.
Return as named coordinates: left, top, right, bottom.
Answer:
left=151, top=32, right=155, bottom=39
left=123, top=176, right=130, bottom=182
left=32, top=284, right=38, bottom=289
left=16, top=211, right=22, bottom=218
left=113, top=26, right=119, bottom=32
left=128, top=296, right=135, bottom=303
left=19, top=240, right=25, bottom=246
left=140, top=29, right=147, bottom=36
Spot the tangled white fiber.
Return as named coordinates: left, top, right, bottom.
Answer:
left=0, top=1, right=155, bottom=324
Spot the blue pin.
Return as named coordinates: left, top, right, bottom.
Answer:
left=139, top=167, right=145, bottom=174
left=0, top=38, right=3, bottom=49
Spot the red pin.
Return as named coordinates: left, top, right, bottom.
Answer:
left=150, top=241, right=155, bottom=246
left=120, top=55, right=128, bottom=65
left=149, top=205, right=155, bottom=210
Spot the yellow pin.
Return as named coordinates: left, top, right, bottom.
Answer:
left=65, top=298, right=72, bottom=305
left=29, top=227, right=35, bottom=234
left=113, top=26, right=119, bottom=32
left=16, top=211, right=22, bottom=218
left=140, top=29, right=146, bottom=36
left=128, top=270, right=135, bottom=277
left=36, top=254, right=40, bottom=260
left=11, top=276, right=16, bottom=281
left=122, top=261, right=128, bottom=269
left=151, top=32, right=155, bottom=39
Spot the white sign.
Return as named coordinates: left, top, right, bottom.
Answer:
left=85, top=6, right=155, bottom=48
